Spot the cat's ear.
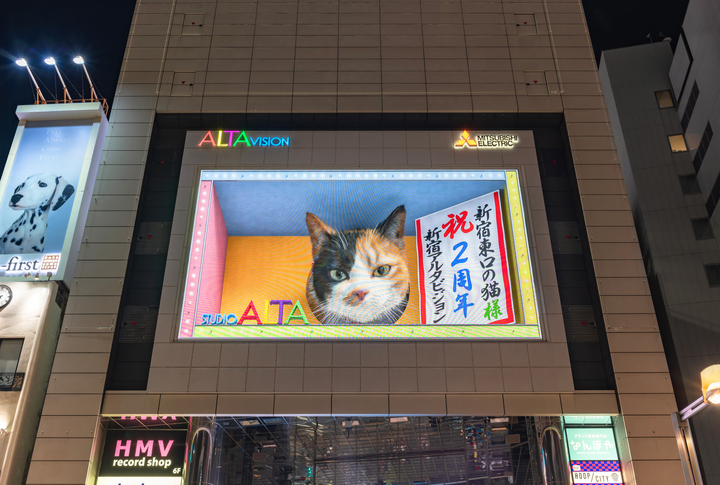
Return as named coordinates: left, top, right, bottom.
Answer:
left=377, top=205, right=406, bottom=241
left=306, top=212, right=334, bottom=257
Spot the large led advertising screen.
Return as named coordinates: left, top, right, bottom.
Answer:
left=179, top=170, right=540, bottom=340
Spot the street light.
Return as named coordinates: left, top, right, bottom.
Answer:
left=14, top=59, right=46, bottom=104
left=673, top=365, right=720, bottom=485
left=44, top=56, right=72, bottom=103
left=72, top=55, right=99, bottom=102
left=681, top=364, right=720, bottom=420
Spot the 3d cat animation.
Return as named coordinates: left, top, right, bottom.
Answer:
left=305, top=205, right=410, bottom=325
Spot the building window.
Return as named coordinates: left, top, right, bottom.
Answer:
left=707, top=174, right=720, bottom=217
left=693, top=122, right=714, bottom=173
left=691, top=218, right=715, bottom=240
left=681, top=82, right=699, bottom=132
left=0, top=339, right=22, bottom=390
left=655, top=90, right=675, bottom=108
left=705, top=264, right=720, bottom=287
left=668, top=134, right=688, bottom=152
left=679, top=174, right=701, bottom=195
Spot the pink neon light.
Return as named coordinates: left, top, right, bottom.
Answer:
left=179, top=181, right=228, bottom=337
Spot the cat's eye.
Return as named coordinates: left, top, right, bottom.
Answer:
left=373, top=264, right=391, bottom=277
left=329, top=269, right=348, bottom=281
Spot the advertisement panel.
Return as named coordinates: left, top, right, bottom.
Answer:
left=0, top=104, right=107, bottom=283
left=97, top=429, right=186, bottom=485
left=178, top=170, right=540, bottom=340
left=565, top=426, right=623, bottom=485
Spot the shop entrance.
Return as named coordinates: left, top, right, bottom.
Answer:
left=187, top=416, right=544, bottom=485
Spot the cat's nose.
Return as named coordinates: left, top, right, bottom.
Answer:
left=352, top=289, right=370, bottom=302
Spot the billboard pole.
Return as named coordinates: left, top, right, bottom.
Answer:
left=14, top=60, right=46, bottom=105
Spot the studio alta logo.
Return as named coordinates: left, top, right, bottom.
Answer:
left=455, top=131, right=519, bottom=149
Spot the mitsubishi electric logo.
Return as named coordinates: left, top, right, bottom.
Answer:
left=455, top=131, right=518, bottom=149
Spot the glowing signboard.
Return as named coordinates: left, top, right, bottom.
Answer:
left=566, top=428, right=618, bottom=461
left=99, top=430, right=186, bottom=479
left=178, top=170, right=540, bottom=340
left=0, top=104, right=107, bottom=283
left=198, top=130, right=289, bottom=147
left=455, top=131, right=518, bottom=148
left=570, top=461, right=623, bottom=485
left=565, top=427, right=623, bottom=485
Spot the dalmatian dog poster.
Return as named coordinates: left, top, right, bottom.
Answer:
left=0, top=121, right=92, bottom=276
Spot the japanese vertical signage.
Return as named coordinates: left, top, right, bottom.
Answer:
left=565, top=427, right=623, bottom=485
left=416, top=191, right=514, bottom=325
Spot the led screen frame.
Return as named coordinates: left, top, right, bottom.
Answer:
left=178, top=170, right=541, bottom=340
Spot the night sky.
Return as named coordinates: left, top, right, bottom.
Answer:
left=0, top=0, right=689, bottom=170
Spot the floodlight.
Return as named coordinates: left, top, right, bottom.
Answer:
left=73, top=56, right=99, bottom=103
left=15, top=59, right=46, bottom=104
left=701, top=365, right=720, bottom=404
left=44, top=57, right=72, bottom=103
left=73, top=56, right=84, bottom=65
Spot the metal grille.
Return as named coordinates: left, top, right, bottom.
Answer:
left=548, top=221, right=581, bottom=254
left=562, top=305, right=599, bottom=342
left=213, top=416, right=530, bottom=485
left=134, top=221, right=172, bottom=255
left=118, top=305, right=159, bottom=343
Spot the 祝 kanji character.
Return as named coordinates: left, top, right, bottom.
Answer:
left=454, top=293, right=474, bottom=318
left=442, top=211, right=474, bottom=239
left=481, top=281, right=501, bottom=301
left=453, top=269, right=473, bottom=292
left=483, top=299, right=503, bottom=320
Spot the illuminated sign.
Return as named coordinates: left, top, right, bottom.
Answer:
left=570, top=461, right=622, bottom=485
left=565, top=427, right=623, bottom=485
left=198, top=130, right=290, bottom=147
left=0, top=104, right=107, bottom=283
left=99, top=430, right=186, bottom=479
left=566, top=428, right=618, bottom=461
left=178, top=170, right=540, bottom=340
left=455, top=131, right=518, bottom=148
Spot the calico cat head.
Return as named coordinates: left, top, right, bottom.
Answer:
left=305, top=205, right=410, bottom=325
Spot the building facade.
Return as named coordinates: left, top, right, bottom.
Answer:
left=599, top=0, right=720, bottom=483
left=15, top=0, right=688, bottom=484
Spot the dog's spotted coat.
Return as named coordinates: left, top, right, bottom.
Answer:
left=0, top=173, right=75, bottom=254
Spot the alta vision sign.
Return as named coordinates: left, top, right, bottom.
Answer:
left=198, top=130, right=290, bottom=148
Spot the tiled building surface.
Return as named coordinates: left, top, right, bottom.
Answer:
left=600, top=8, right=720, bottom=484
left=24, top=0, right=684, bottom=484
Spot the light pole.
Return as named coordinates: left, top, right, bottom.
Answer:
left=73, top=56, right=99, bottom=102
left=14, top=59, right=46, bottom=105
left=44, top=57, right=72, bottom=103
left=673, top=364, right=720, bottom=485
left=679, top=364, right=720, bottom=420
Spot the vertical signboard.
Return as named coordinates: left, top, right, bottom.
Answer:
left=565, top=427, right=623, bottom=485
left=416, top=191, right=514, bottom=326
left=0, top=104, right=107, bottom=284
left=97, top=429, right=187, bottom=485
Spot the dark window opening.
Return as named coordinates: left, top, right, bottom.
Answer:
left=691, top=218, right=715, bottom=240
left=693, top=122, right=714, bottom=173
left=0, top=339, right=23, bottom=390
left=704, top=264, right=720, bottom=287
left=681, top=82, right=699, bottom=132
left=679, top=174, right=701, bottom=195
